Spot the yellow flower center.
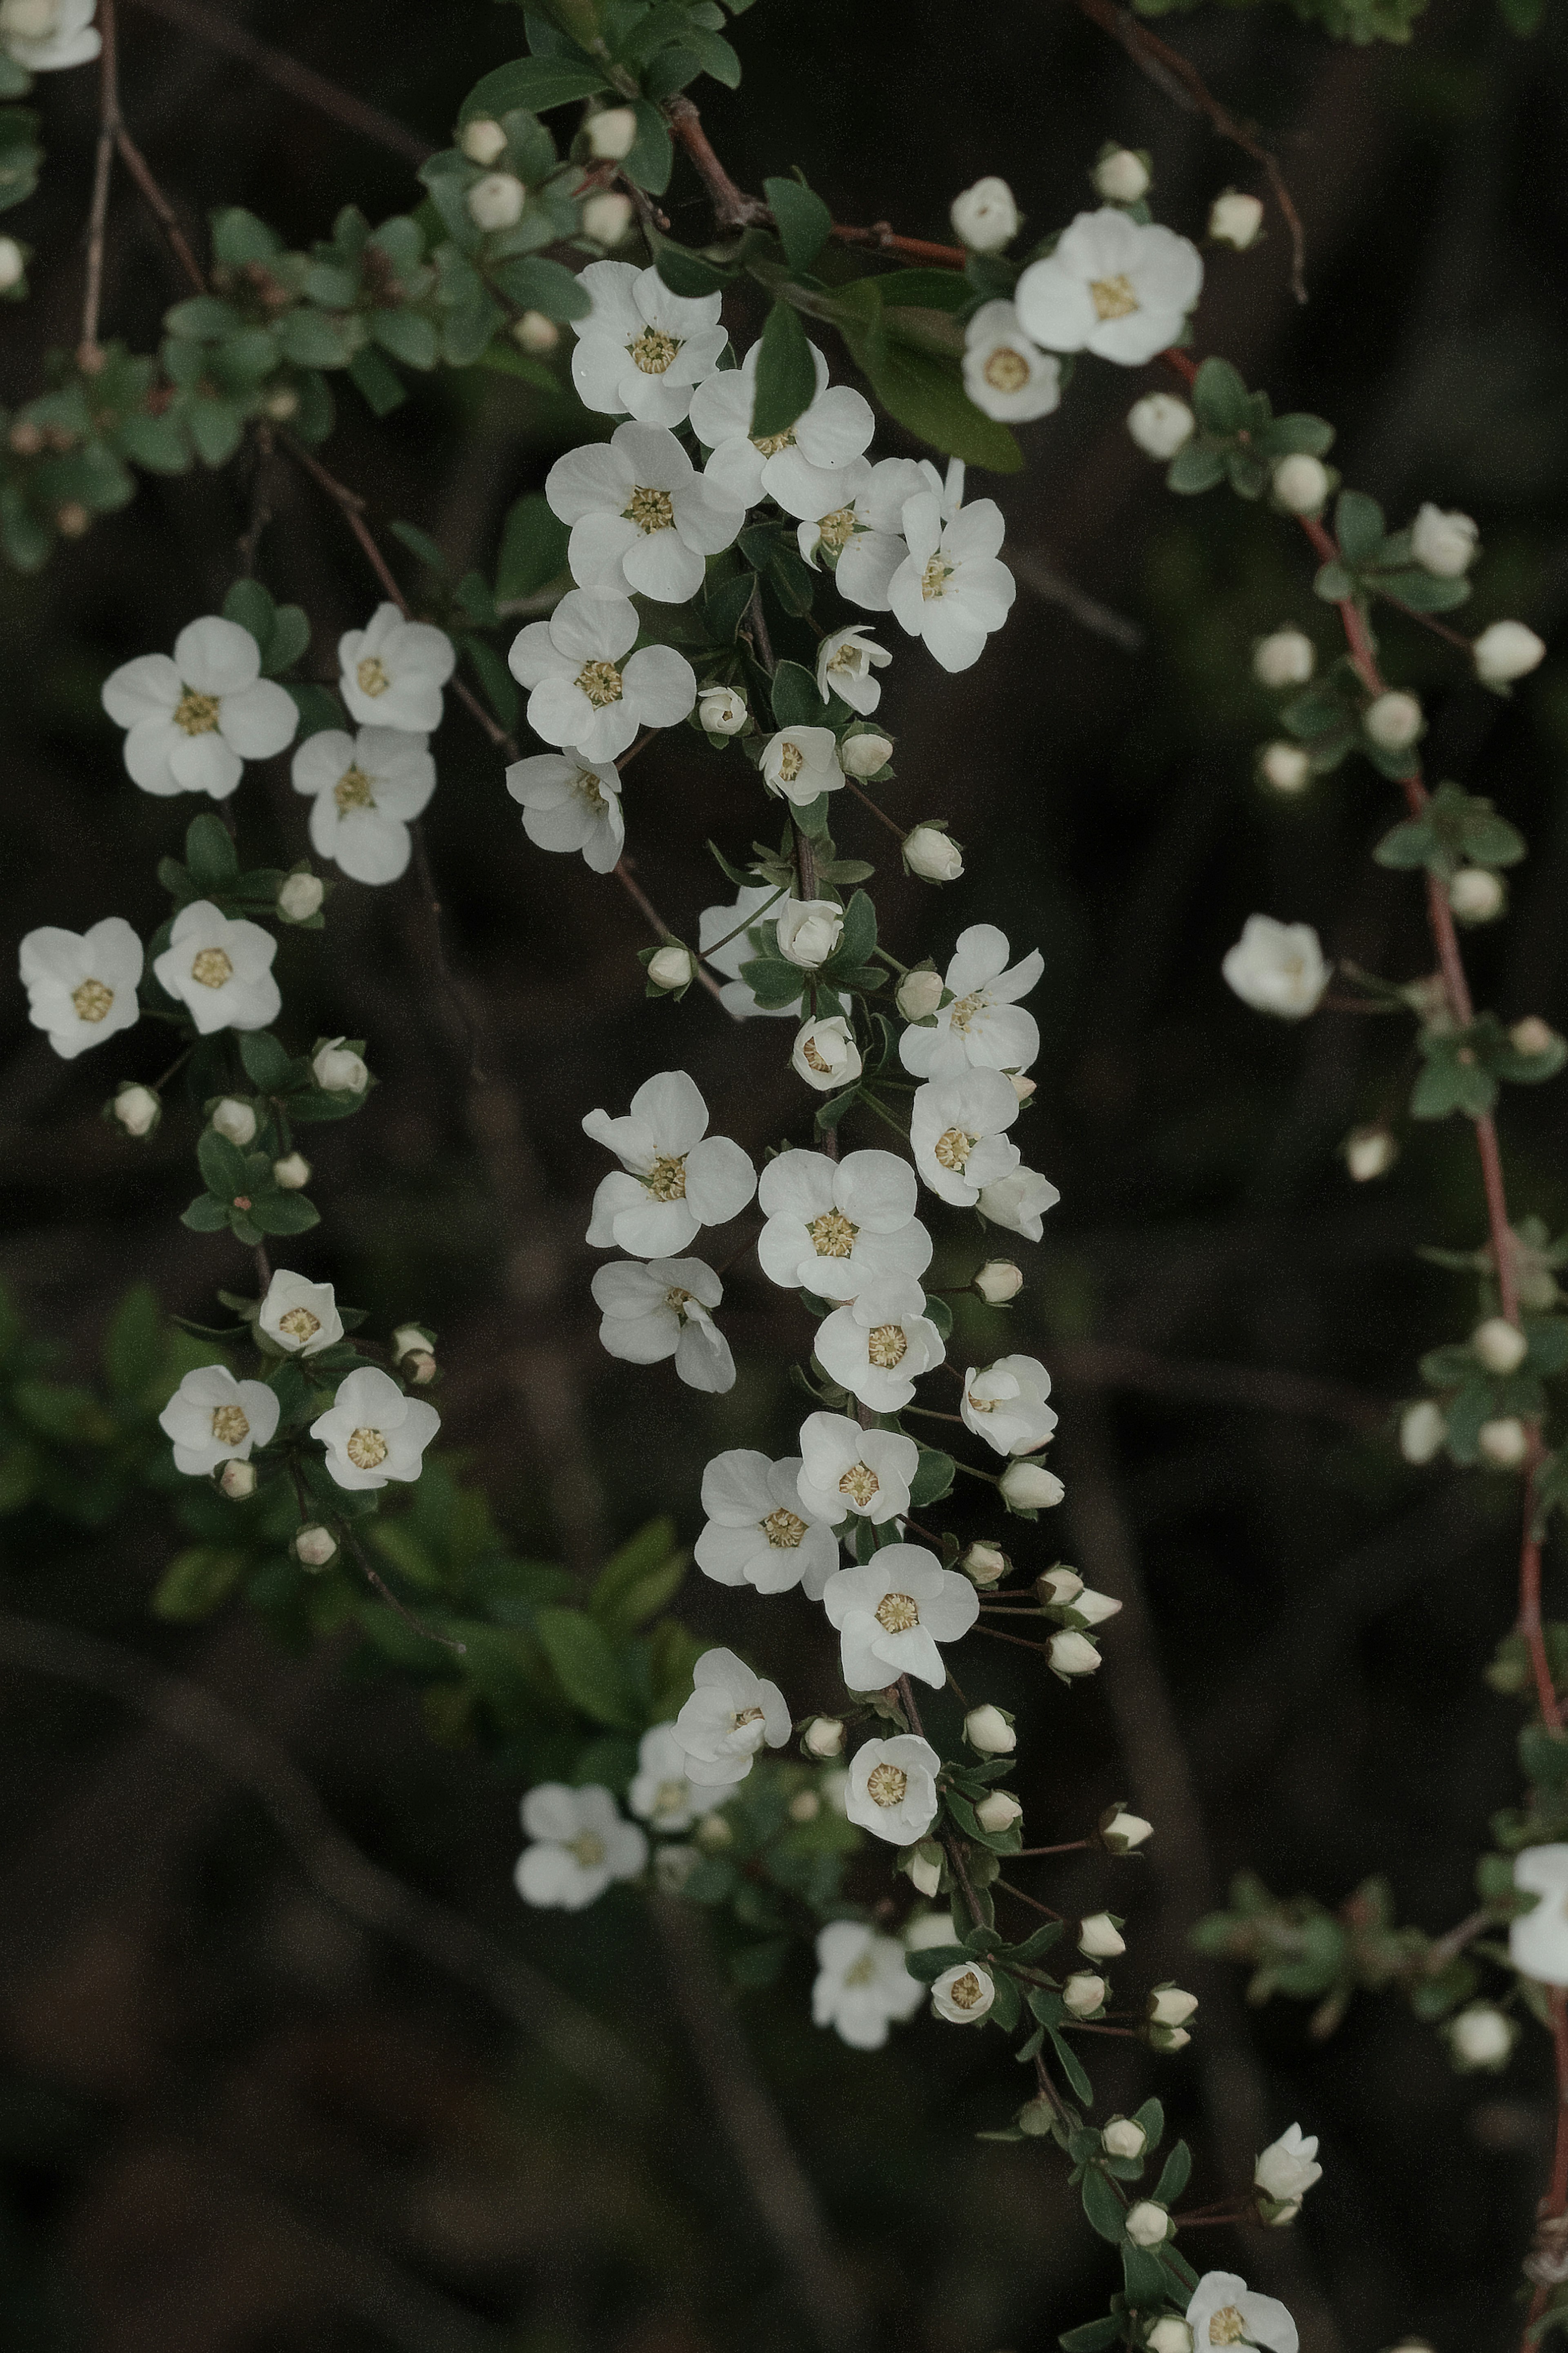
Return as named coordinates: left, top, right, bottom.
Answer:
left=751, top=427, right=797, bottom=456
left=838, top=1462, right=879, bottom=1506
left=947, top=1969, right=985, bottom=2010
left=983, top=346, right=1031, bottom=393
left=842, top=1949, right=879, bottom=1988
left=967, top=1387, right=998, bottom=1414
left=568, top=1830, right=607, bottom=1867
left=334, top=762, right=376, bottom=812
left=664, top=1286, right=693, bottom=1314
left=875, top=1590, right=920, bottom=1634
left=644, top=1153, right=687, bottom=1201
left=764, top=1507, right=807, bottom=1550
left=71, top=978, right=113, bottom=1023
left=731, top=1704, right=765, bottom=1734
left=935, top=1126, right=974, bottom=1171
left=190, top=947, right=233, bottom=989
left=624, top=484, right=674, bottom=534
left=347, top=1426, right=388, bottom=1469
left=827, top=641, right=862, bottom=680
left=816, top=505, right=857, bottom=551
left=808, top=1209, right=858, bottom=1258
left=867, top=1323, right=908, bottom=1369
left=653, top=1778, right=687, bottom=1816
left=1208, top=2312, right=1248, bottom=2349
left=173, top=688, right=221, bottom=735
left=575, top=657, right=624, bottom=708
left=866, top=1762, right=908, bottom=1808
left=920, top=555, right=953, bottom=601
left=572, top=767, right=606, bottom=807
left=802, top=1038, right=832, bottom=1074
left=1089, top=272, right=1139, bottom=321
left=628, top=326, right=680, bottom=374
left=356, top=655, right=391, bottom=698
left=278, top=1306, right=321, bottom=1344
left=777, top=742, right=804, bottom=783
left=949, top=988, right=986, bottom=1034
left=210, top=1404, right=249, bottom=1445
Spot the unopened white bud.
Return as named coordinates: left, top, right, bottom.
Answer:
left=699, top=685, right=747, bottom=735
left=1009, top=1071, right=1036, bottom=1102
left=1126, top=392, right=1194, bottom=460
left=1479, top=1415, right=1528, bottom=1467
left=1399, top=1399, right=1447, bottom=1464
left=312, top=1039, right=368, bottom=1095
left=211, top=1097, right=256, bottom=1148
left=1448, top=865, right=1504, bottom=923
left=512, top=310, right=560, bottom=353
left=1094, top=148, right=1150, bottom=203
left=1049, top=1630, right=1100, bottom=1678
left=113, top=1083, right=160, bottom=1137
left=1253, top=629, right=1316, bottom=689
left=460, top=116, right=508, bottom=167
left=1473, top=1316, right=1528, bottom=1375
left=277, top=871, right=323, bottom=922
left=1208, top=190, right=1264, bottom=250
left=1364, top=690, right=1423, bottom=752
left=896, top=968, right=944, bottom=1021
left=1474, top=620, right=1546, bottom=685
left=1148, top=2323, right=1194, bottom=2353
left=802, top=1715, right=845, bottom=1760
left=273, top=1151, right=312, bottom=1190
left=976, top=1789, right=1022, bottom=1833
left=294, top=1523, right=337, bottom=1568
left=586, top=105, right=639, bottom=161
left=1447, top=2001, right=1515, bottom=2069
left=840, top=729, right=893, bottom=776
left=903, top=824, right=964, bottom=883
left=1345, top=1124, right=1398, bottom=1182
left=648, top=943, right=695, bottom=991
left=1148, top=2023, right=1191, bottom=2052
left=1511, top=1017, right=1558, bottom=1058
left=1411, top=503, right=1479, bottom=579
left=1038, top=1566, right=1084, bottom=1606
left=792, top=1015, right=862, bottom=1093
left=964, top=1704, right=1016, bottom=1755
left=391, top=1325, right=429, bottom=1361
left=1125, top=2200, right=1172, bottom=2248
left=467, top=171, right=527, bottom=232
left=1257, top=740, right=1312, bottom=795
left=906, top=1844, right=943, bottom=1898
left=219, top=1459, right=257, bottom=1500
left=788, top=1789, right=820, bottom=1822
left=1073, top=1588, right=1123, bottom=1627
left=1062, top=1971, right=1107, bottom=2016
left=1000, top=1460, right=1065, bottom=1511
left=949, top=175, right=1018, bottom=253
left=695, top=1811, right=733, bottom=1851
left=581, top=190, right=635, bottom=247
left=1272, top=453, right=1329, bottom=515
left=1101, top=1805, right=1153, bottom=1852
left=1148, top=1986, right=1198, bottom=2027
left=962, top=1540, right=1009, bottom=1587
left=0, top=238, right=24, bottom=293
left=974, top=1258, right=1023, bottom=1305
left=1078, top=1912, right=1126, bottom=1959
left=405, top=1350, right=438, bottom=1385
left=1101, top=2115, right=1147, bottom=2159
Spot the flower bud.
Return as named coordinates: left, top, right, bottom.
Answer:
left=1000, top=1460, right=1065, bottom=1511
left=1479, top=1415, right=1528, bottom=1467
left=512, top=309, right=561, bottom=353
left=277, top=870, right=324, bottom=923
left=802, top=1715, right=845, bottom=1760
left=1148, top=2323, right=1194, bottom=2353
left=112, top=1082, right=160, bottom=1137
left=1344, top=1124, right=1398, bottom=1182
left=56, top=502, right=90, bottom=538
left=390, top=1325, right=428, bottom=1361
left=273, top=1151, right=312, bottom=1190
left=1010, top=1072, right=1036, bottom=1102
left=962, top=1540, right=1009, bottom=1587
left=586, top=105, right=638, bottom=161
left=1101, top=1805, right=1153, bottom=1853
left=1474, top=1316, right=1528, bottom=1375
left=1147, top=2023, right=1191, bottom=2052
left=1038, top=1566, right=1084, bottom=1606
left=776, top=901, right=844, bottom=969
left=1446, top=2001, right=1516, bottom=2070
left=1364, top=690, right=1423, bottom=752
left=895, top=968, right=944, bottom=1021
left=1094, top=147, right=1150, bottom=203
left=932, top=1960, right=996, bottom=2023
left=1101, top=2115, right=1147, bottom=2159
left=973, top=1258, right=1024, bottom=1305
left=1257, top=739, right=1312, bottom=795
left=581, top=190, right=635, bottom=247
left=1474, top=620, right=1546, bottom=685
left=949, top=175, right=1018, bottom=253
left=699, top=685, right=748, bottom=735
left=648, top=943, right=695, bottom=991
left=219, top=1459, right=257, bottom=1500
left=0, top=238, right=24, bottom=293
left=655, top=1843, right=701, bottom=1894
left=1016, top=2095, right=1055, bottom=2137
left=1448, top=865, right=1504, bottom=923
left=1252, top=629, right=1316, bottom=690
left=788, top=1789, right=820, bottom=1822
left=1049, top=1630, right=1100, bottom=1678
left=840, top=729, right=893, bottom=777
left=405, top=1351, right=438, bottom=1385
left=1073, top=1588, right=1123, bottom=1627
left=1208, top=190, right=1264, bottom=249
left=312, top=1039, right=368, bottom=1095
left=1078, top=1912, right=1126, bottom=1959
left=1062, top=1971, right=1106, bottom=2016
left=1126, top=393, right=1194, bottom=459
left=903, top=824, right=964, bottom=883
left=1400, top=1398, right=1447, bottom=1464
left=792, top=1015, right=862, bottom=1093
left=695, top=1810, right=733, bottom=1851
left=964, top=1704, right=1016, bottom=1755
left=1411, top=503, right=1478, bottom=579
left=906, top=1842, right=943, bottom=1898
left=976, top=1789, right=1022, bottom=1833
left=1148, top=1986, right=1198, bottom=2027
left=467, top=171, right=527, bottom=232
left=294, top=1523, right=337, bottom=1568
left=1511, top=1016, right=1558, bottom=1059
left=1272, top=453, right=1329, bottom=515
left=460, top=116, right=508, bottom=167
left=211, top=1097, right=256, bottom=1148
left=1125, top=2200, right=1172, bottom=2248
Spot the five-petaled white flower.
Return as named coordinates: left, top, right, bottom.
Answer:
left=584, top=1069, right=756, bottom=1257
left=1016, top=207, right=1204, bottom=367
left=337, top=603, right=455, bottom=734
left=931, top=1961, right=996, bottom=2026
left=911, top=1067, right=1022, bottom=1206
left=694, top=1449, right=838, bottom=1597
left=547, top=421, right=745, bottom=603
left=1222, top=915, right=1331, bottom=1020
left=822, top=1544, right=979, bottom=1691
left=845, top=1733, right=941, bottom=1842
left=309, top=1364, right=441, bottom=1490
left=698, top=884, right=801, bottom=1021
left=19, top=915, right=142, bottom=1058
left=1185, top=2272, right=1299, bottom=2353
left=760, top=727, right=844, bottom=809
left=815, top=625, right=891, bottom=714
left=101, top=616, right=297, bottom=799
left=152, top=901, right=281, bottom=1035
left=796, top=1411, right=919, bottom=1526
left=690, top=336, right=875, bottom=516
left=815, top=1274, right=945, bottom=1412
left=978, top=1165, right=1060, bottom=1242
left=900, top=922, right=1042, bottom=1080
left=1511, top=1845, right=1568, bottom=1985
left=0, top=0, right=100, bottom=69
left=258, top=1269, right=343, bottom=1358
left=962, top=301, right=1062, bottom=423
left=832, top=455, right=952, bottom=611
left=888, top=490, right=1016, bottom=673
left=757, top=1146, right=931, bottom=1300
left=568, top=260, right=727, bottom=426
left=506, top=752, right=624, bottom=875
left=1254, top=2124, right=1322, bottom=2209
left=674, top=1647, right=791, bottom=1786
left=290, top=726, right=435, bottom=885
left=811, top=1919, right=924, bottom=2050
left=628, top=1723, right=699, bottom=1832
left=159, top=1364, right=280, bottom=1476
left=508, top=588, right=696, bottom=761
left=514, top=1783, right=648, bottom=1909
left=960, top=1353, right=1058, bottom=1457
left=590, top=1255, right=735, bottom=1392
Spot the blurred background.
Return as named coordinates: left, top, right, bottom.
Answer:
left=4, top=0, right=1568, bottom=2344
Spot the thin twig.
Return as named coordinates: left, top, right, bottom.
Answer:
left=114, top=123, right=205, bottom=292
left=78, top=0, right=120, bottom=365
left=341, top=1526, right=467, bottom=1656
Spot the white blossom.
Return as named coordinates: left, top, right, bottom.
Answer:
left=1252, top=629, right=1316, bottom=689
left=337, top=603, right=455, bottom=733
left=101, top=616, right=297, bottom=798
left=1345, top=1124, right=1397, bottom=1182
left=1078, top=1912, right=1126, bottom=1959
left=899, top=923, right=1041, bottom=1081
left=274, top=1151, right=311, bottom=1189
left=152, top=901, right=280, bottom=1034
left=278, top=872, right=324, bottom=921
left=815, top=1274, right=945, bottom=1412
left=815, top=625, right=890, bottom=714
left=904, top=826, right=963, bottom=883
left=829, top=455, right=944, bottom=609
left=931, top=1961, right=996, bottom=2025
left=1016, top=208, right=1203, bottom=366
left=761, top=727, right=844, bottom=808
left=1449, top=866, right=1505, bottom=922
left=581, top=191, right=634, bottom=247
left=547, top=420, right=744, bottom=603
left=1474, top=1316, right=1528, bottom=1375
left=507, top=587, right=695, bottom=760
left=811, top=1920, right=924, bottom=2050
left=822, top=1543, right=979, bottom=1691
left=1126, top=2201, right=1172, bottom=2248
left=468, top=172, right=525, bottom=232
left=1271, top=454, right=1329, bottom=515
left=19, top=915, right=142, bottom=1059
left=802, top=1716, right=845, bottom=1760
left=628, top=1722, right=699, bottom=1832
left=793, top=1015, right=862, bottom=1090
left=211, top=1098, right=255, bottom=1147
left=1512, top=1845, right=1568, bottom=1984
left=1254, top=2123, right=1322, bottom=2206
left=695, top=1448, right=838, bottom=1597
left=648, top=944, right=694, bottom=990
left=911, top=1066, right=1022, bottom=1205
left=962, top=301, right=1062, bottom=423
left=1004, top=1460, right=1065, bottom=1511
left=0, top=0, right=100, bottom=69
left=975, top=1258, right=1023, bottom=1304
left=1209, top=191, right=1264, bottom=250
left=840, top=728, right=893, bottom=776
left=895, top=968, right=945, bottom=1022
left=1221, top=915, right=1330, bottom=1020
left=1410, top=503, right=1478, bottom=579
left=774, top=897, right=844, bottom=967
left=506, top=751, right=624, bottom=874
left=795, top=1412, right=919, bottom=1527
left=514, top=1784, right=647, bottom=1909
left=1127, top=393, right=1195, bottom=458
left=1149, top=1987, right=1198, bottom=2026
left=888, top=489, right=1016, bottom=673
left=674, top=1647, right=790, bottom=1786
left=159, top=1364, right=280, bottom=1475
left=1474, top=620, right=1546, bottom=685
left=568, top=260, right=726, bottom=427
left=1364, top=689, right=1423, bottom=752
left=949, top=176, right=1018, bottom=252
left=1062, top=1971, right=1107, bottom=2015
left=459, top=117, right=506, bottom=166
left=1512, top=1016, right=1559, bottom=1058
left=294, top=1524, right=337, bottom=1568
left=964, top=1704, right=1015, bottom=1755
left=962, top=1541, right=1009, bottom=1586
left=313, top=1039, right=367, bottom=1094
left=699, top=685, right=747, bottom=734
left=845, top=1733, right=940, bottom=1841
left=310, top=1365, right=440, bottom=1490
left=1446, top=2002, right=1515, bottom=2070
left=976, top=1790, right=1021, bottom=1832
left=584, top=1069, right=756, bottom=1257
left=960, top=1353, right=1058, bottom=1457
left=585, top=105, right=638, bottom=161
left=258, top=1269, right=342, bottom=1357
left=1049, top=1630, right=1100, bottom=1676
left=698, top=884, right=802, bottom=1021
left=1400, top=1400, right=1447, bottom=1463
left=1102, top=2116, right=1147, bottom=2159
left=590, top=1255, right=735, bottom=1392
left=757, top=1146, right=931, bottom=1300
left=1185, top=2273, right=1298, bottom=2353
left=691, top=337, right=875, bottom=516
left=1148, top=2325, right=1193, bottom=2353
left=291, top=727, right=435, bottom=884
left=1258, top=741, right=1312, bottom=794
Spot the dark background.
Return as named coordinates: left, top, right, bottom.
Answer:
left=4, top=0, right=1568, bottom=2344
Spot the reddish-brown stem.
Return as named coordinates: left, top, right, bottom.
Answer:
left=1016, top=1840, right=1092, bottom=1857
left=829, top=222, right=970, bottom=267
left=971, top=1626, right=1050, bottom=1654
left=994, top=1877, right=1062, bottom=1920
left=844, top=778, right=907, bottom=842
left=79, top=0, right=120, bottom=364
left=1525, top=1987, right=1568, bottom=2342
left=114, top=125, right=205, bottom=293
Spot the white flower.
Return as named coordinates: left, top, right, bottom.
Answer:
left=152, top=901, right=280, bottom=1035
left=964, top=1704, right=1015, bottom=1755
left=698, top=884, right=802, bottom=1021
left=1062, top=1971, right=1106, bottom=2014
left=468, top=172, right=526, bottom=231
left=815, top=625, right=890, bottom=714
left=1258, top=741, right=1312, bottom=794
left=845, top=1733, right=940, bottom=1841
left=313, top=1039, right=367, bottom=1094
left=1127, top=393, right=1195, bottom=458
left=1222, top=915, right=1330, bottom=1021
left=975, top=1258, right=1023, bottom=1304
left=628, top=1722, right=698, bottom=1832
left=962, top=1541, right=1009, bottom=1586
left=796, top=1412, right=919, bottom=1527
left=674, top=1647, right=791, bottom=1786
left=581, top=190, right=634, bottom=246
left=310, top=1364, right=440, bottom=1490
left=211, top=1098, right=255, bottom=1147
left=506, top=751, right=624, bottom=874
left=1446, top=2002, right=1515, bottom=2070
left=1049, top=1629, right=1100, bottom=1675
left=1017, top=208, right=1202, bottom=366
left=826, top=454, right=942, bottom=608
left=1209, top=191, right=1264, bottom=250
left=1474, top=620, right=1546, bottom=685
left=1079, top=1912, right=1126, bottom=1958
left=699, top=685, right=747, bottom=734
left=761, top=728, right=844, bottom=809
left=793, top=1016, right=862, bottom=1091
left=961, top=1354, right=1057, bottom=1457
left=1149, top=2326, right=1193, bottom=2353
left=158, top=1364, right=280, bottom=1475
left=0, top=0, right=100, bottom=70
left=547, top=421, right=744, bottom=603
left=840, top=729, right=893, bottom=777
left=812, top=1920, right=924, bottom=2050
left=278, top=872, right=324, bottom=921
left=950, top=176, right=1018, bottom=252
left=1272, top=454, right=1329, bottom=515
left=1254, top=2124, right=1322, bottom=2205
left=507, top=587, right=696, bottom=761
left=774, top=897, right=844, bottom=967
left=274, top=1151, right=311, bottom=1189
left=758, top=1146, right=931, bottom=1301
left=695, top=1449, right=838, bottom=1597
left=294, top=1524, right=337, bottom=1568
left=1253, top=629, right=1316, bottom=689
left=648, top=944, right=694, bottom=990
left=590, top=1255, right=735, bottom=1392
left=904, top=826, right=964, bottom=883
left=1410, top=503, right=1478, bottom=578
left=584, top=1070, right=756, bottom=1257
left=691, top=337, right=875, bottom=517
left=1102, top=2116, right=1147, bottom=2159
left=1126, top=2202, right=1172, bottom=2248
left=976, top=1789, right=1021, bottom=1832
left=101, top=616, right=297, bottom=799
left=803, top=1716, right=845, bottom=1759
left=1400, top=1400, right=1447, bottom=1463
left=459, top=117, right=507, bottom=166
left=1345, top=1124, right=1397, bottom=1182
left=258, top=1269, right=342, bottom=1356
left=900, top=923, right=1042, bottom=1081
left=1474, top=1316, right=1528, bottom=1375
left=514, top=1784, right=647, bottom=1909
left=896, top=968, right=944, bottom=1022
left=815, top=1274, right=945, bottom=1411
left=978, top=1164, right=1061, bottom=1242
left=1365, top=689, right=1423, bottom=752
left=291, top=727, right=435, bottom=885
left=1449, top=866, right=1505, bottom=923
left=1186, top=2272, right=1299, bottom=2353
left=911, top=1067, right=1021, bottom=1206
left=962, top=301, right=1062, bottom=424
left=585, top=105, right=638, bottom=161
left=19, top=915, right=142, bottom=1059
left=1095, top=147, right=1151, bottom=203
left=568, top=259, right=726, bottom=427
left=1149, top=1987, right=1198, bottom=2026
left=822, top=1543, right=979, bottom=1691
left=889, top=491, right=1016, bottom=673
left=931, top=1962, right=996, bottom=2025
left=337, top=603, right=455, bottom=733
left=1511, top=1845, right=1568, bottom=1984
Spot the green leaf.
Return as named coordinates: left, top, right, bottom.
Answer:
left=103, top=1284, right=167, bottom=1400
left=1080, top=2164, right=1126, bottom=2244
left=870, top=269, right=972, bottom=311
left=533, top=1605, right=638, bottom=1728
left=907, top=1447, right=955, bottom=1508
left=1166, top=441, right=1226, bottom=495
left=372, top=307, right=439, bottom=370
left=1191, top=356, right=1250, bottom=437
left=763, top=174, right=833, bottom=275
left=197, top=1127, right=250, bottom=1200
left=246, top=1191, right=322, bottom=1237
left=1132, top=2096, right=1164, bottom=2148
left=153, top=1546, right=245, bottom=1622
left=492, top=253, right=591, bottom=319
left=1153, top=2139, right=1192, bottom=2204
left=768, top=658, right=822, bottom=730
left=752, top=299, right=819, bottom=441
left=832, top=279, right=1021, bottom=471
left=1335, top=488, right=1386, bottom=566
left=181, top=1193, right=232, bottom=1234
left=390, top=517, right=448, bottom=577
left=1058, top=2322, right=1122, bottom=2353
left=652, top=237, right=736, bottom=299
left=263, top=603, right=310, bottom=674
left=497, top=491, right=570, bottom=602
left=1121, top=2241, right=1172, bottom=2305
left=185, top=811, right=238, bottom=892
left=461, top=56, right=609, bottom=114
left=210, top=206, right=283, bottom=265
left=684, top=25, right=742, bottom=83
left=622, top=98, right=673, bottom=195
left=1048, top=2025, right=1093, bottom=2105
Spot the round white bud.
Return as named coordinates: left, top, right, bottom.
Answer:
left=802, top=1716, right=845, bottom=1760
left=1073, top=1588, right=1123, bottom=1627
left=581, top=190, right=635, bottom=247
left=460, top=117, right=508, bottom=167
left=1252, top=629, right=1316, bottom=689
left=964, top=1704, right=1016, bottom=1755
left=405, top=1350, right=438, bottom=1385
left=512, top=310, right=561, bottom=353
left=1478, top=1415, right=1528, bottom=1467
left=906, top=1845, right=943, bottom=1898
left=219, top=1459, right=257, bottom=1500
left=273, top=1151, right=312, bottom=1190
left=648, top=944, right=695, bottom=991
left=1009, top=1071, right=1036, bottom=1102
left=1399, top=1399, right=1447, bottom=1464
left=1411, top=503, right=1479, bottom=579
left=962, top=1541, right=1009, bottom=1587
left=1049, top=1630, right=1100, bottom=1678
left=840, top=729, right=893, bottom=777
left=895, top=968, right=944, bottom=1021
left=1101, top=2115, right=1147, bottom=2159
left=1102, top=1806, right=1154, bottom=1852
left=904, top=825, right=964, bottom=883
left=1094, top=148, right=1150, bottom=204
left=277, top=871, right=324, bottom=922
left=1345, top=1125, right=1398, bottom=1182
left=699, top=685, right=748, bottom=735
left=1272, top=453, right=1329, bottom=515
left=210, top=1097, right=256, bottom=1148
left=112, top=1084, right=160, bottom=1138
left=586, top=105, right=639, bottom=161
left=467, top=172, right=527, bottom=232
left=0, top=238, right=24, bottom=294
left=1125, top=2200, right=1172, bottom=2248
left=312, top=1040, right=368, bottom=1095
left=1148, top=2323, right=1194, bottom=2353
left=1511, top=1016, right=1558, bottom=1059
left=1149, top=2023, right=1192, bottom=2052
left=1448, top=2002, right=1515, bottom=2069
left=949, top=175, right=1018, bottom=253
left=1126, top=393, right=1194, bottom=460
left=695, top=1811, right=733, bottom=1851
left=1474, top=620, right=1546, bottom=685
left=1364, top=690, right=1423, bottom=751
left=294, top=1523, right=337, bottom=1568
left=1038, top=1566, right=1084, bottom=1606
left=1078, top=1912, right=1126, bottom=1959
left=974, top=1259, right=1024, bottom=1305
left=1208, top=190, right=1264, bottom=250
left=262, top=388, right=300, bottom=422
left=1448, top=865, right=1504, bottom=923
left=1474, top=1316, right=1528, bottom=1375
left=391, top=1325, right=430, bottom=1361
left=1148, top=1986, right=1198, bottom=2027
left=975, top=1789, right=1022, bottom=1833
left=788, top=1789, right=820, bottom=1822
left=1257, top=739, right=1312, bottom=794
left=1062, top=1972, right=1107, bottom=2016
left=1001, top=1460, right=1065, bottom=1511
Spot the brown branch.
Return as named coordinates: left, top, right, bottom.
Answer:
left=114, top=123, right=206, bottom=293
left=78, top=0, right=120, bottom=365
